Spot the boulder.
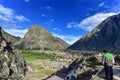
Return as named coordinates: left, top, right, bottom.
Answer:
left=0, top=27, right=27, bottom=79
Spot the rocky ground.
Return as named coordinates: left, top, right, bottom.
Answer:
left=0, top=27, right=27, bottom=80
left=23, top=59, right=67, bottom=80
left=92, top=66, right=120, bottom=80
left=76, top=54, right=120, bottom=80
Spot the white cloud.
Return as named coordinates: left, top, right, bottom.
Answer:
left=98, top=0, right=120, bottom=12
left=52, top=27, right=61, bottom=31
left=0, top=15, right=9, bottom=22
left=15, top=15, right=30, bottom=22
left=67, top=22, right=79, bottom=28
left=25, top=0, right=30, bottom=2
left=99, top=2, right=105, bottom=7
left=0, top=5, right=13, bottom=16
left=41, top=14, right=47, bottom=17
left=53, top=28, right=57, bottom=31
left=111, top=0, right=120, bottom=12
left=98, top=2, right=110, bottom=9
left=50, top=19, right=54, bottom=22
left=79, top=13, right=118, bottom=31
left=67, top=12, right=118, bottom=31
left=0, top=4, right=30, bottom=29
left=4, top=28, right=28, bottom=38
left=45, top=6, right=51, bottom=9
left=53, top=33, right=81, bottom=44
left=0, top=4, right=30, bottom=23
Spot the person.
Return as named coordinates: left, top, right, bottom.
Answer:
left=0, top=27, right=2, bottom=42
left=102, top=50, right=115, bottom=80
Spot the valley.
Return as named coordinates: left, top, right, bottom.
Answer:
left=1, top=13, right=120, bottom=80
left=1, top=0, right=120, bottom=80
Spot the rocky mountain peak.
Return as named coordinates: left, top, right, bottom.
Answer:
left=30, top=25, right=44, bottom=29
left=68, top=13, right=120, bottom=53
left=0, top=27, right=26, bottom=79
left=29, top=25, right=45, bottom=32
left=16, top=25, right=69, bottom=50
left=24, top=25, right=52, bottom=39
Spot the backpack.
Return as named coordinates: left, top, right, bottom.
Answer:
left=105, top=53, right=113, bottom=66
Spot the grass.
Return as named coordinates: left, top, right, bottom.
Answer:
left=22, top=50, right=63, bottom=62
left=35, top=64, right=55, bottom=75
left=36, top=64, right=45, bottom=70
left=38, top=69, right=55, bottom=75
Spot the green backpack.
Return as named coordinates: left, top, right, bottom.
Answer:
left=104, top=53, right=113, bottom=66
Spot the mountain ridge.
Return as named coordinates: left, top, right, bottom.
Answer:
left=68, top=13, right=120, bottom=53
left=1, top=28, right=21, bottom=44
left=15, top=25, right=69, bottom=50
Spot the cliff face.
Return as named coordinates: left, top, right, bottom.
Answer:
left=0, top=27, right=26, bottom=79
left=1, top=29, right=21, bottom=44
left=16, top=25, right=69, bottom=50
left=68, top=13, right=120, bottom=53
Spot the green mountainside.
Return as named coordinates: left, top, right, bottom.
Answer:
left=68, top=13, right=120, bottom=53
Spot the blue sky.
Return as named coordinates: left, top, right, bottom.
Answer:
left=0, top=0, right=120, bottom=44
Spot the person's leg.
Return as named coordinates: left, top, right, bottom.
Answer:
left=110, top=66, right=113, bottom=80
left=104, top=65, right=108, bottom=80
left=107, top=66, right=111, bottom=80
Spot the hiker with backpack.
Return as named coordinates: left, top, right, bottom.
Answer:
left=102, top=50, right=115, bottom=80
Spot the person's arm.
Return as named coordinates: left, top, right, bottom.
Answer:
left=112, top=56, right=115, bottom=64
left=102, top=55, right=105, bottom=65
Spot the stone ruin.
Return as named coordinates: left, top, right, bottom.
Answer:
left=0, top=27, right=27, bottom=79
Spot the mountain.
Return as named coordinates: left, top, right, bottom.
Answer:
left=1, top=28, right=21, bottom=44
left=15, top=25, right=69, bottom=50
left=67, top=13, right=120, bottom=53
left=0, top=27, right=26, bottom=79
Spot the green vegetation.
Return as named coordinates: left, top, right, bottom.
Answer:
left=38, top=69, right=55, bottom=75
left=15, top=46, right=42, bottom=50
left=36, top=64, right=55, bottom=75
left=16, top=45, right=53, bottom=51
left=77, top=68, right=94, bottom=80
left=36, top=64, right=44, bottom=70
left=22, top=50, right=63, bottom=62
